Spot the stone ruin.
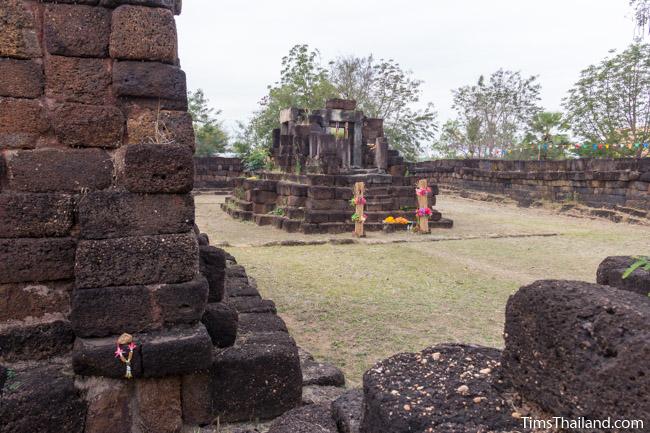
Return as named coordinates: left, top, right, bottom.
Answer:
left=224, top=99, right=453, bottom=234
left=0, top=2, right=349, bottom=432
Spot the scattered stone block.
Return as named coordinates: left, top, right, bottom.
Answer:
left=302, top=359, right=345, bottom=387
left=122, top=143, right=194, bottom=193
left=0, top=282, right=71, bottom=322
left=44, top=4, right=110, bottom=57
left=113, top=60, right=187, bottom=102
left=0, top=361, right=87, bottom=433
left=0, top=193, right=74, bottom=238
left=7, top=148, right=113, bottom=193
left=502, top=280, right=650, bottom=423
left=0, top=317, right=75, bottom=362
left=51, top=103, right=124, bottom=148
left=0, top=59, right=43, bottom=98
left=202, top=302, right=238, bottom=348
left=0, top=237, right=76, bottom=283
left=79, top=192, right=194, bottom=239
left=361, top=344, right=518, bottom=433
left=209, top=336, right=302, bottom=422
left=597, top=256, right=650, bottom=297
left=0, top=97, right=48, bottom=149
left=0, top=0, right=41, bottom=59
left=75, top=233, right=198, bottom=288
left=331, top=389, right=363, bottom=433
left=199, top=245, right=226, bottom=302
left=136, top=378, right=183, bottom=433
left=110, top=5, right=178, bottom=63
left=267, top=404, right=338, bottom=433
left=45, top=55, right=111, bottom=104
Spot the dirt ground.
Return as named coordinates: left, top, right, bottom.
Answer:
left=196, top=193, right=650, bottom=386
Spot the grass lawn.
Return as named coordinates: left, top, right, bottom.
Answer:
left=196, top=194, right=650, bottom=387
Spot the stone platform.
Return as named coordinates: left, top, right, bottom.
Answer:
left=222, top=171, right=453, bottom=234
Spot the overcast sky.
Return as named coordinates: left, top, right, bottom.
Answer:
left=177, top=0, right=637, bottom=132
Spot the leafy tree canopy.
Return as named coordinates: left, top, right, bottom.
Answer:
left=187, top=89, right=229, bottom=156
left=563, top=43, right=650, bottom=157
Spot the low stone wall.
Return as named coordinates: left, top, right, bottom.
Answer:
left=194, top=156, right=243, bottom=189
left=410, top=158, right=650, bottom=211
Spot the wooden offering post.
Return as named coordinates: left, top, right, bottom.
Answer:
left=354, top=182, right=366, bottom=238
left=416, top=179, right=430, bottom=234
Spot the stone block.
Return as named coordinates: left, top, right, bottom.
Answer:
left=331, top=389, right=363, bottom=433
left=52, top=103, right=124, bottom=148
left=101, top=0, right=181, bottom=14
left=201, top=302, right=238, bottom=348
left=110, top=5, right=177, bottom=63
left=225, top=276, right=260, bottom=298
left=140, top=324, right=213, bottom=377
left=238, top=313, right=288, bottom=334
left=71, top=285, right=154, bottom=338
left=73, top=335, right=144, bottom=379
left=0, top=193, right=74, bottom=238
left=502, top=280, right=650, bottom=423
left=44, top=4, right=110, bottom=57
left=0, top=318, right=75, bottom=362
left=74, top=324, right=211, bottom=379
left=7, top=148, right=113, bottom=193
left=155, top=276, right=209, bottom=327
left=326, top=98, right=357, bottom=111
left=0, top=282, right=71, bottom=322
left=0, top=238, right=76, bottom=284
left=113, top=61, right=187, bottom=103
left=122, top=143, right=194, bottom=193
left=75, top=233, right=198, bottom=289
left=267, top=404, right=338, bottom=433
left=362, top=344, right=517, bottom=433
left=126, top=108, right=194, bottom=149
left=209, top=337, right=302, bottom=422
left=200, top=245, right=226, bottom=302
left=0, top=59, right=43, bottom=98
left=0, top=97, right=48, bottom=149
left=136, top=378, right=183, bottom=433
left=308, top=186, right=335, bottom=199
left=0, top=362, right=87, bottom=433
left=596, top=255, right=650, bottom=297
left=0, top=0, right=41, bottom=59
left=225, top=297, right=277, bottom=314
left=302, top=359, right=345, bottom=387
left=79, top=192, right=194, bottom=239
left=45, top=56, right=111, bottom=104
left=81, top=378, right=132, bottom=433
left=181, top=373, right=212, bottom=426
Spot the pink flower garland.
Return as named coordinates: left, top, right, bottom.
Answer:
left=416, top=187, right=432, bottom=196
left=415, top=207, right=433, bottom=217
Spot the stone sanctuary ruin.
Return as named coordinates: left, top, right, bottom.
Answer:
left=1, top=1, right=649, bottom=433
left=223, top=100, right=453, bottom=233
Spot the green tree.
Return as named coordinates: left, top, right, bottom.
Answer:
left=187, top=89, right=229, bottom=156
left=631, top=0, right=650, bottom=36
left=249, top=45, right=338, bottom=149
left=520, top=112, right=571, bottom=160
left=445, top=70, right=542, bottom=158
left=330, top=55, right=437, bottom=161
left=432, top=118, right=482, bottom=158
left=563, top=43, right=650, bottom=157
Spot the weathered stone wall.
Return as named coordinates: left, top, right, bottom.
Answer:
left=410, top=158, right=650, bottom=211
left=194, top=156, right=242, bottom=189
